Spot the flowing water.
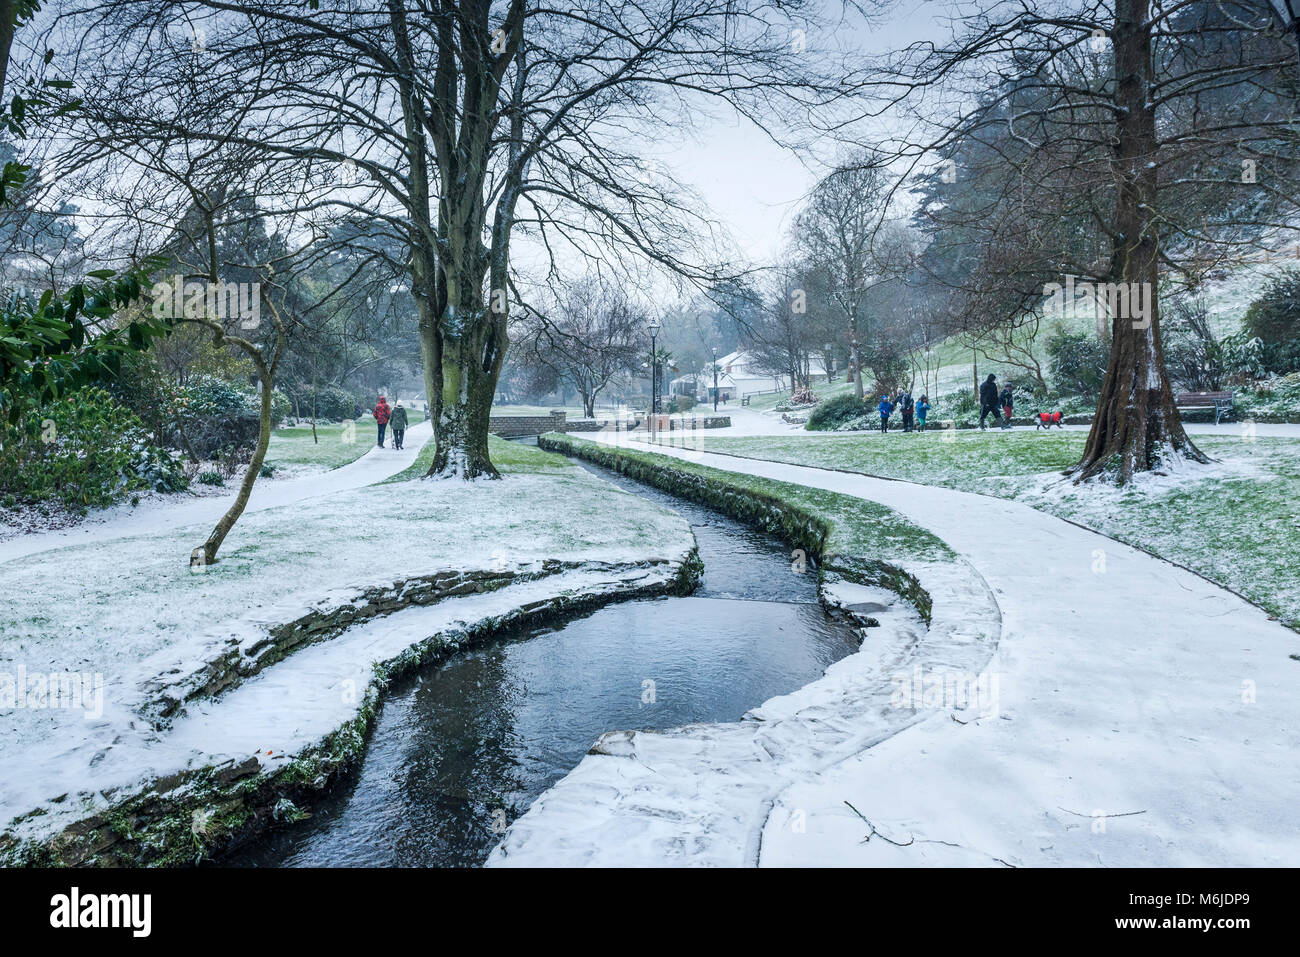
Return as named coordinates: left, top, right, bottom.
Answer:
left=227, top=456, right=860, bottom=867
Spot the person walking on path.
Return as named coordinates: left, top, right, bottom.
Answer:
left=978, top=374, right=1007, bottom=430
left=878, top=394, right=894, bottom=433
left=389, top=401, right=409, bottom=450
left=916, top=394, right=930, bottom=432
left=373, top=395, right=392, bottom=447
left=999, top=383, right=1014, bottom=426
left=899, top=390, right=915, bottom=432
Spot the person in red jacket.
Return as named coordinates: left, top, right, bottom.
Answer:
left=373, top=396, right=392, bottom=447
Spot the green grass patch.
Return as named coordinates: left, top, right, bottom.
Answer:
left=541, top=433, right=953, bottom=568
left=385, top=435, right=573, bottom=483
left=266, top=419, right=376, bottom=471
left=696, top=430, right=1300, bottom=631
left=702, top=430, right=1082, bottom=486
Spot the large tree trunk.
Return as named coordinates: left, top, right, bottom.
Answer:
left=1069, top=0, right=1206, bottom=483
left=424, top=320, right=501, bottom=479
left=422, top=254, right=506, bottom=479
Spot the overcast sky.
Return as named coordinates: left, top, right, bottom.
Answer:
left=659, top=2, right=955, bottom=268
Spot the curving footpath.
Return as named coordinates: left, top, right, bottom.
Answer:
left=491, top=432, right=1300, bottom=867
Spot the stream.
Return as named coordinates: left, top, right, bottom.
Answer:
left=226, top=453, right=861, bottom=867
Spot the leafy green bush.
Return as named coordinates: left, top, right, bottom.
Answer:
left=945, top=388, right=978, bottom=415
left=1242, top=270, right=1300, bottom=375
left=668, top=394, right=696, bottom=413
left=1236, top=372, right=1300, bottom=422
left=1220, top=332, right=1268, bottom=381
left=127, top=436, right=189, bottom=493
left=268, top=389, right=290, bottom=426
left=806, top=393, right=869, bottom=431
left=0, top=387, right=186, bottom=511
left=198, top=470, right=224, bottom=486
left=183, top=377, right=247, bottom=419
left=170, top=376, right=260, bottom=459
left=289, top=385, right=360, bottom=421
left=1047, top=331, right=1109, bottom=397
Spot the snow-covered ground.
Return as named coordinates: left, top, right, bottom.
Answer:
left=3, top=560, right=690, bottom=849
left=0, top=449, right=696, bottom=850
left=490, top=434, right=1300, bottom=867
left=0, top=420, right=435, bottom=564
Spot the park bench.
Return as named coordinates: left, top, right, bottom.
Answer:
left=1175, top=390, right=1234, bottom=425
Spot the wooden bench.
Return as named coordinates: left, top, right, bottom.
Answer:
left=1175, top=390, right=1234, bottom=425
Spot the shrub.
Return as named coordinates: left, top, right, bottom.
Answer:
left=0, top=387, right=186, bottom=511
left=127, top=436, right=189, bottom=493
left=1164, top=296, right=1227, bottom=391
left=806, top=393, right=869, bottom=431
left=171, top=376, right=260, bottom=459
left=198, top=471, right=224, bottom=486
left=1047, top=330, right=1110, bottom=397
left=1242, top=269, right=1300, bottom=375
left=289, top=385, right=361, bottom=421
left=944, top=388, right=978, bottom=415
left=1236, top=372, right=1300, bottom=422
left=668, top=394, right=696, bottom=414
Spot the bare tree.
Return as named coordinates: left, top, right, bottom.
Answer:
left=866, top=0, right=1299, bottom=481
left=52, top=0, right=878, bottom=479
left=518, top=275, right=644, bottom=418
left=792, top=159, right=914, bottom=399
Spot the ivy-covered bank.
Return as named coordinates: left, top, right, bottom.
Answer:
left=1, top=554, right=699, bottom=867
left=539, top=433, right=954, bottom=624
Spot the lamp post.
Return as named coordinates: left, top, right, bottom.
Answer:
left=712, top=348, right=719, bottom=412
left=648, top=318, right=662, bottom=426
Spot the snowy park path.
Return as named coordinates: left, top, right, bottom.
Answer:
left=0, top=420, right=433, bottom=565
left=494, top=433, right=1300, bottom=866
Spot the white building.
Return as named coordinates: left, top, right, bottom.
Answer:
left=673, top=351, right=834, bottom=403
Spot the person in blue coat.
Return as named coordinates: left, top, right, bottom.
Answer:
left=878, top=395, right=894, bottom=433
left=916, top=394, right=930, bottom=431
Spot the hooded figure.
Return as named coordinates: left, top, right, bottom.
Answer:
left=374, top=396, right=392, bottom=446
left=978, top=374, right=1007, bottom=430
left=878, top=395, right=894, bottom=433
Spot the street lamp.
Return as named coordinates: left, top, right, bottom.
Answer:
left=648, top=318, right=662, bottom=422
left=712, top=347, right=719, bottom=412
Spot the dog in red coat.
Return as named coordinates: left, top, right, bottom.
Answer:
left=1035, top=411, right=1063, bottom=430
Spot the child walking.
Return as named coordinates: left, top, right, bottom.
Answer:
left=878, top=394, right=894, bottom=433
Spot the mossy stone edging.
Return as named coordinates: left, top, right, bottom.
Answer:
left=144, top=561, right=593, bottom=724
left=540, top=432, right=932, bottom=624
left=1, top=553, right=700, bottom=868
